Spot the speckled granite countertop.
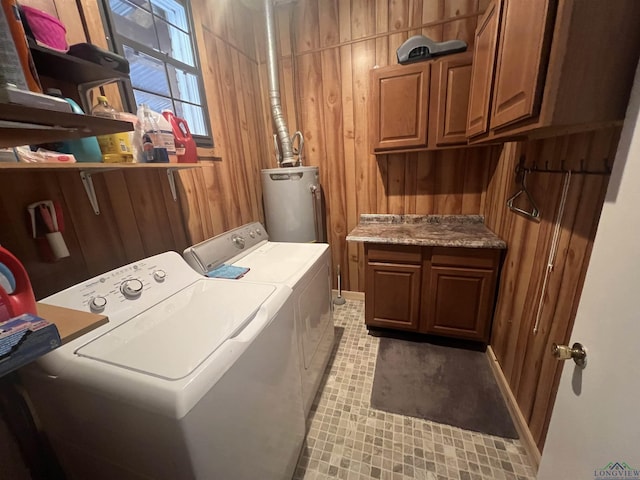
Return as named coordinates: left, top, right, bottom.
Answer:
left=346, top=215, right=507, bottom=249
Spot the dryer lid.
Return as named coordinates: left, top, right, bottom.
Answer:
left=234, top=242, right=328, bottom=285
left=75, top=279, right=276, bottom=380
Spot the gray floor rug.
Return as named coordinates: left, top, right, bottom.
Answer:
left=371, top=337, right=518, bottom=439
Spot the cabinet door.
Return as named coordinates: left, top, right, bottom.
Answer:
left=490, top=0, right=554, bottom=130
left=429, top=52, right=473, bottom=147
left=424, top=266, right=496, bottom=342
left=466, top=0, right=502, bottom=138
left=365, top=262, right=422, bottom=331
left=365, top=245, right=422, bottom=331
left=371, top=63, right=430, bottom=151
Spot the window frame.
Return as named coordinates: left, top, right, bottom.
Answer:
left=99, top=0, right=214, bottom=147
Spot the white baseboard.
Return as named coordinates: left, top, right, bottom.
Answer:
left=486, top=346, right=541, bottom=471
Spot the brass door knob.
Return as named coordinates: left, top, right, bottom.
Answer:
left=552, top=342, right=586, bottom=367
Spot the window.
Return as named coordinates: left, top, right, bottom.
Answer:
left=101, top=0, right=212, bottom=146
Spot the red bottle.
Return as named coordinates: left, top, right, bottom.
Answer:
left=162, top=110, right=197, bottom=163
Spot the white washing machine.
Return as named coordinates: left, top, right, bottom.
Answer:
left=20, top=252, right=305, bottom=480
left=183, top=222, right=335, bottom=416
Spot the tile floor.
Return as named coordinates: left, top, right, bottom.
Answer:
left=294, top=298, right=536, bottom=480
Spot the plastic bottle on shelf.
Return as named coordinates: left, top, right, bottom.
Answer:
left=43, top=88, right=102, bottom=163
left=162, top=110, right=197, bottom=163
left=91, top=95, right=134, bottom=163
left=137, top=104, right=169, bottom=163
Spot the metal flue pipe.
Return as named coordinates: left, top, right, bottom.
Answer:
left=264, top=0, right=296, bottom=167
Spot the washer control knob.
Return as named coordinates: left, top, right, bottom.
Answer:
left=153, top=270, right=166, bottom=282
left=232, top=235, right=245, bottom=249
left=89, top=296, right=107, bottom=313
left=248, top=230, right=256, bottom=238
left=256, top=229, right=262, bottom=236
left=121, top=279, right=143, bottom=299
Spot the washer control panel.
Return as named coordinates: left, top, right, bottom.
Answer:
left=183, top=222, right=268, bottom=275
left=41, top=252, right=201, bottom=320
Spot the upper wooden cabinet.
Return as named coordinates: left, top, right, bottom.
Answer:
left=371, top=63, right=430, bottom=151
left=467, top=0, right=640, bottom=141
left=429, top=53, right=473, bottom=147
left=371, top=52, right=473, bottom=153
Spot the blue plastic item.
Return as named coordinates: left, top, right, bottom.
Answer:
left=59, top=98, right=103, bottom=162
left=206, top=264, right=250, bottom=279
left=44, top=90, right=102, bottom=162
left=0, top=263, right=16, bottom=294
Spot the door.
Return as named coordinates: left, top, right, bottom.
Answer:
left=371, top=63, right=430, bottom=151
left=365, top=245, right=422, bottom=331
left=466, top=0, right=502, bottom=138
left=425, top=266, right=494, bottom=342
left=429, top=52, right=473, bottom=147
left=490, top=0, right=554, bottom=130
left=538, top=64, right=640, bottom=477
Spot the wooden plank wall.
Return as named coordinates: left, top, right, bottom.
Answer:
left=0, top=0, right=193, bottom=299
left=258, top=0, right=623, bottom=451
left=258, top=0, right=493, bottom=292
left=176, top=0, right=272, bottom=244
left=0, top=170, right=189, bottom=299
left=484, top=128, right=621, bottom=450
left=4, top=0, right=623, bottom=459
left=0, top=0, right=272, bottom=301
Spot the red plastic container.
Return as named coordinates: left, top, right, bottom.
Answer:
left=162, top=111, right=197, bottom=163
left=0, top=247, right=37, bottom=322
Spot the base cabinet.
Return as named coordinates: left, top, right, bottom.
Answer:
left=365, top=245, right=501, bottom=342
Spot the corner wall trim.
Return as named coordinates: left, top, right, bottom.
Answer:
left=486, top=346, right=542, bottom=471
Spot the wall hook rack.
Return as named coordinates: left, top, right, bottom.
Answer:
left=517, top=155, right=612, bottom=176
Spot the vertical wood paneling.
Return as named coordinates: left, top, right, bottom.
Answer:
left=485, top=128, right=621, bottom=450
left=263, top=0, right=486, bottom=291
left=387, top=153, right=406, bottom=213
left=295, top=0, right=321, bottom=52
left=318, top=0, right=340, bottom=48
left=350, top=0, right=376, bottom=40
left=341, top=43, right=360, bottom=290
left=5, top=0, right=624, bottom=462
left=320, top=47, right=348, bottom=273
left=57, top=172, right=129, bottom=276
left=0, top=172, right=89, bottom=299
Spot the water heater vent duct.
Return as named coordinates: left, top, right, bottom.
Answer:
left=264, top=0, right=296, bottom=167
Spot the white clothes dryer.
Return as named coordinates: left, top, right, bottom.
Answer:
left=184, top=222, right=335, bottom=416
left=20, top=251, right=304, bottom=480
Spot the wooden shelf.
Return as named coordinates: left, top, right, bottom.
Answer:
left=0, top=162, right=208, bottom=171
left=0, top=161, right=209, bottom=213
left=0, top=103, right=133, bottom=148
left=30, top=44, right=128, bottom=86
left=36, top=303, right=108, bottom=345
